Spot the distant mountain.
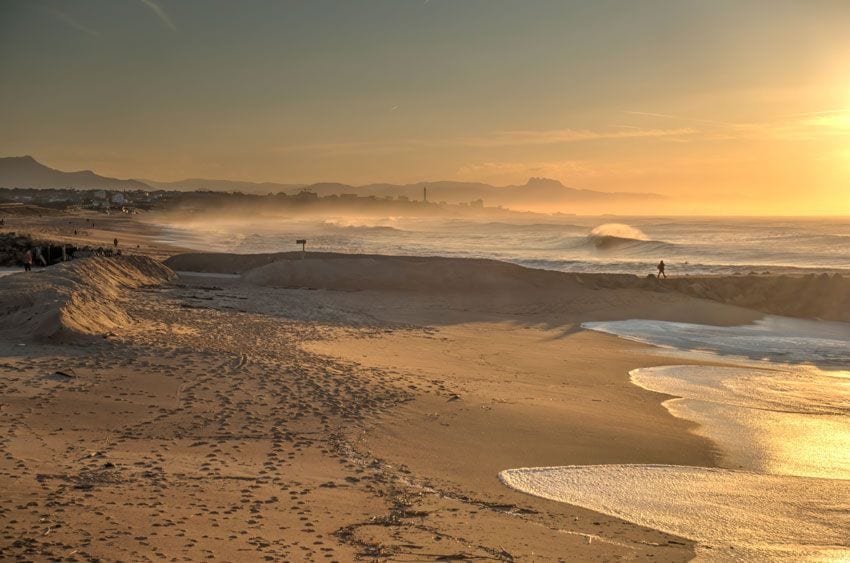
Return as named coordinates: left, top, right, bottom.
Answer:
left=0, top=156, right=150, bottom=190
left=142, top=178, right=306, bottom=195
left=0, top=156, right=664, bottom=208
left=304, top=177, right=664, bottom=207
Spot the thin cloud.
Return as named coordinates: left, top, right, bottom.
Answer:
left=623, top=108, right=850, bottom=141
left=271, top=126, right=695, bottom=156
left=778, top=108, right=850, bottom=118
left=625, top=110, right=678, bottom=119
left=461, top=127, right=697, bottom=148
left=272, top=141, right=412, bottom=157
left=624, top=111, right=735, bottom=127
left=766, top=110, right=850, bottom=140
left=692, top=109, right=850, bottom=141
left=44, top=7, right=99, bottom=37
left=140, top=0, right=176, bottom=31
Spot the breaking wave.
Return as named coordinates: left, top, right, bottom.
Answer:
left=582, top=223, right=673, bottom=254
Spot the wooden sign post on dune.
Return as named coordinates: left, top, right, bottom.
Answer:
left=296, top=239, right=307, bottom=259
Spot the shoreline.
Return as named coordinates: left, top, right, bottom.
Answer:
left=1, top=209, right=847, bottom=560
left=496, top=319, right=850, bottom=559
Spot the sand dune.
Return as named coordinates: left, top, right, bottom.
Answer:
left=243, top=255, right=575, bottom=292
left=164, top=251, right=458, bottom=275
left=164, top=251, right=306, bottom=274
left=587, top=273, right=850, bottom=322
left=0, top=256, right=174, bottom=341
left=165, top=251, right=571, bottom=290
left=671, top=274, right=850, bottom=322
left=167, top=251, right=850, bottom=321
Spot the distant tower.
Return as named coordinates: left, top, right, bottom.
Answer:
left=423, top=186, right=427, bottom=203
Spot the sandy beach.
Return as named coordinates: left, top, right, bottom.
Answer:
left=0, top=212, right=844, bottom=561
left=7, top=0, right=850, bottom=558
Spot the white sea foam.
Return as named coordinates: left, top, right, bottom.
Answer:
left=499, top=465, right=850, bottom=561
left=501, top=317, right=850, bottom=559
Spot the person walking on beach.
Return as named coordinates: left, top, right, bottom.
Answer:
left=657, top=260, right=667, bottom=279
left=23, top=249, right=32, bottom=272
left=113, top=237, right=119, bottom=248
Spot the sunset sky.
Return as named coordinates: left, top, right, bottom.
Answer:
left=2, top=0, right=849, bottom=213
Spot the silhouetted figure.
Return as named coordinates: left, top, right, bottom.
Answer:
left=34, top=246, right=47, bottom=266
left=657, top=260, right=667, bottom=279
left=113, top=238, right=118, bottom=248
left=23, top=249, right=32, bottom=272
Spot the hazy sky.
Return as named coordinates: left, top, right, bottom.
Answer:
left=2, top=0, right=850, bottom=213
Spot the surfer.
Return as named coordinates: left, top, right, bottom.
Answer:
left=657, top=260, right=667, bottom=279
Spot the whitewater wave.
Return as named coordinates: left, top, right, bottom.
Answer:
left=586, top=223, right=672, bottom=254
left=320, top=218, right=404, bottom=232
left=590, top=223, right=649, bottom=240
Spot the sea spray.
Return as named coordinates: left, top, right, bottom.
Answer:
left=588, top=223, right=649, bottom=241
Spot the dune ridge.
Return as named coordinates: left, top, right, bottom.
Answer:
left=0, top=256, right=175, bottom=340
left=242, top=256, right=574, bottom=292
left=589, top=273, right=850, bottom=322
left=166, top=252, right=850, bottom=321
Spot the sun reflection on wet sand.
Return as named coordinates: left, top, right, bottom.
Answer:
left=502, top=317, right=850, bottom=560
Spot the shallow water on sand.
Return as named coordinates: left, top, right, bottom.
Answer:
left=500, top=465, right=850, bottom=561
left=631, top=365, right=850, bottom=480
left=501, top=317, right=850, bottom=560
left=584, top=316, right=850, bottom=367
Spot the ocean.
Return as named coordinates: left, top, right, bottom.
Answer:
left=152, top=215, right=850, bottom=276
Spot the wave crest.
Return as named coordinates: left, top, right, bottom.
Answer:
left=590, top=223, right=649, bottom=241
left=587, top=223, right=669, bottom=253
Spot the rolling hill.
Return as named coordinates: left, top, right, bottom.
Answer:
left=0, top=156, right=150, bottom=190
